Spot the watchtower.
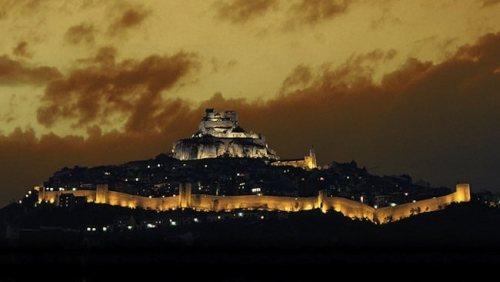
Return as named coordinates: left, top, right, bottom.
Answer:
left=455, top=183, right=471, bottom=203
left=179, top=183, right=192, bottom=208
left=95, top=184, right=109, bottom=204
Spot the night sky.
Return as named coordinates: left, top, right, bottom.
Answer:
left=0, top=0, right=499, bottom=206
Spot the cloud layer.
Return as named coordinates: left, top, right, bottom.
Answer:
left=64, top=24, right=96, bottom=45
left=214, top=0, right=353, bottom=26
left=214, top=0, right=279, bottom=23
left=107, top=5, right=150, bottom=36
left=0, top=55, right=61, bottom=86
left=36, top=47, right=200, bottom=131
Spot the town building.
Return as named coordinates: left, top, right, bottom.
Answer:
left=271, top=148, right=317, bottom=170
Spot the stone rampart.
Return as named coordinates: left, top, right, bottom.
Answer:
left=37, top=183, right=471, bottom=224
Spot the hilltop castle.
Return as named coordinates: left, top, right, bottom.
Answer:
left=172, top=109, right=317, bottom=170
left=172, top=108, right=278, bottom=160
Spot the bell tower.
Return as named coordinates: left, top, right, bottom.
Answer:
left=304, top=147, right=317, bottom=169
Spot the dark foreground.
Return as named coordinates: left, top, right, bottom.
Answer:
left=1, top=202, right=499, bottom=280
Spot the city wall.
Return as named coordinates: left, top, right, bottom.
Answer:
left=373, top=183, right=471, bottom=223
left=37, top=183, right=471, bottom=224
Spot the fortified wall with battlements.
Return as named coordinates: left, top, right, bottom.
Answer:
left=36, top=183, right=471, bottom=224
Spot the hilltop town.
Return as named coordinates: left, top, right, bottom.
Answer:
left=0, top=109, right=494, bottom=280
left=36, top=109, right=455, bottom=209
left=25, top=109, right=470, bottom=224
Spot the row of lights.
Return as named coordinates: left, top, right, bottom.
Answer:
left=83, top=212, right=268, bottom=233
left=45, top=187, right=78, bottom=191
left=85, top=221, right=177, bottom=233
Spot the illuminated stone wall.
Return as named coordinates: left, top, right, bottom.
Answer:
left=373, top=183, right=471, bottom=223
left=191, top=194, right=319, bottom=212
left=321, top=196, right=376, bottom=221
left=38, top=188, right=180, bottom=211
left=106, top=191, right=179, bottom=210
left=37, top=184, right=470, bottom=224
left=38, top=189, right=96, bottom=205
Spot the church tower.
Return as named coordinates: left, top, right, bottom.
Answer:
left=304, top=148, right=317, bottom=169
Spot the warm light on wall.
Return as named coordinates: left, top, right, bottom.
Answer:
left=36, top=183, right=470, bottom=224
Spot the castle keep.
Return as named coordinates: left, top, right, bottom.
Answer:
left=172, top=109, right=278, bottom=160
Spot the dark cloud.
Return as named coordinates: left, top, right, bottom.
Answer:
left=64, top=24, right=96, bottom=45
left=279, top=65, right=313, bottom=93
left=1, top=33, right=499, bottom=207
left=481, top=0, right=500, bottom=7
left=37, top=47, right=200, bottom=130
left=107, top=6, right=150, bottom=36
left=0, top=55, right=61, bottom=86
left=214, top=0, right=353, bottom=27
left=12, top=41, right=32, bottom=58
left=214, top=0, right=279, bottom=23
left=288, top=0, right=352, bottom=25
